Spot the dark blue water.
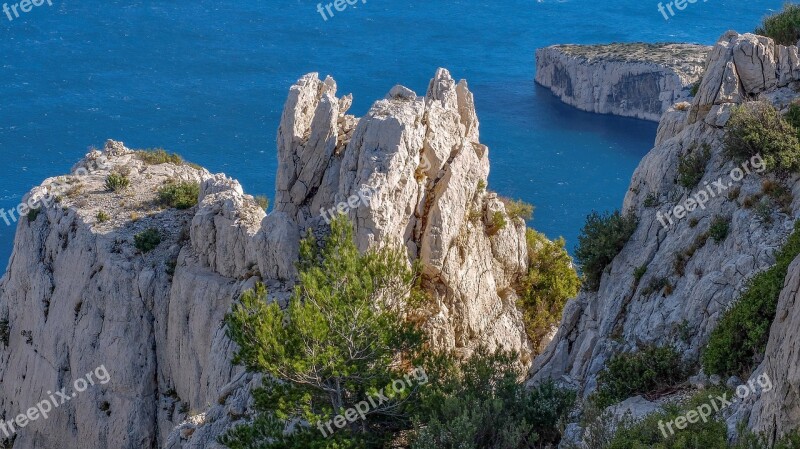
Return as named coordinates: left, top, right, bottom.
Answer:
left=0, top=0, right=785, bottom=266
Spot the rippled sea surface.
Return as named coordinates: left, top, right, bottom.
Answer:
left=0, top=0, right=786, bottom=266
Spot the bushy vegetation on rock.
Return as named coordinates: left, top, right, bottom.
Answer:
left=703, top=221, right=800, bottom=377
left=221, top=216, right=576, bottom=449
left=136, top=148, right=184, bottom=165
left=501, top=197, right=535, bottom=221
left=105, top=172, right=130, bottom=192
left=575, top=210, right=638, bottom=291
left=724, top=101, right=800, bottom=174
left=594, top=345, right=690, bottom=409
left=605, top=387, right=729, bottom=449
left=755, top=3, right=800, bottom=45
left=517, top=229, right=581, bottom=350
left=134, top=228, right=162, bottom=253
left=412, top=350, right=575, bottom=449
left=677, top=143, right=712, bottom=189
left=158, top=181, right=200, bottom=210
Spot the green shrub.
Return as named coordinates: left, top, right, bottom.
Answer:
left=644, top=192, right=659, bottom=208
left=254, top=195, right=269, bottom=211
left=575, top=210, right=638, bottom=291
left=96, top=211, right=110, bottom=223
left=786, top=103, right=800, bottom=131
left=158, top=181, right=200, bottom=210
left=690, top=79, right=702, bottom=97
left=0, top=319, right=8, bottom=347
left=708, top=216, right=730, bottom=243
left=755, top=198, right=774, bottom=224
left=677, top=144, right=712, bottom=189
left=641, top=277, right=674, bottom=297
left=633, top=265, right=648, bottom=283
left=105, top=172, right=130, bottom=192
left=410, top=348, right=575, bottom=449
left=27, top=208, right=41, bottom=222
left=703, top=221, right=800, bottom=377
left=134, top=228, right=162, bottom=253
left=221, top=216, right=426, bottom=449
left=607, top=387, right=729, bottom=449
left=488, top=210, right=507, bottom=235
left=594, top=345, right=690, bottom=409
left=516, top=229, right=581, bottom=349
left=755, top=3, right=800, bottom=45
left=763, top=179, right=794, bottom=214
left=724, top=102, right=800, bottom=174
left=735, top=429, right=800, bottom=449
left=136, top=149, right=183, bottom=165
left=501, top=198, right=534, bottom=221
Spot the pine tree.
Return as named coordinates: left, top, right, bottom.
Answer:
left=221, top=216, right=425, bottom=449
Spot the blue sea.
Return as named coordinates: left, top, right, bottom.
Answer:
left=0, top=0, right=786, bottom=267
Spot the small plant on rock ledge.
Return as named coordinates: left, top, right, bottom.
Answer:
left=643, top=192, right=659, bottom=208
left=593, top=345, right=690, bottom=408
left=158, top=181, right=200, bottom=210
left=677, top=143, right=712, bottom=189
left=136, top=148, right=183, bottom=165
left=0, top=319, right=9, bottom=346
left=27, top=208, right=41, bottom=222
left=500, top=197, right=534, bottom=221
left=641, top=276, right=674, bottom=297
left=708, top=216, right=730, bottom=243
left=487, top=210, right=507, bottom=236
left=134, top=228, right=162, bottom=253
left=105, top=172, right=130, bottom=192
left=575, top=210, right=638, bottom=291
left=254, top=195, right=269, bottom=211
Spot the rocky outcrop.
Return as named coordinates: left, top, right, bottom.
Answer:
left=533, top=32, right=800, bottom=393
left=532, top=30, right=800, bottom=443
left=0, top=68, right=542, bottom=448
left=536, top=43, right=710, bottom=121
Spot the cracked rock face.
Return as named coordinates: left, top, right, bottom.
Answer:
left=531, top=32, right=800, bottom=406
left=0, top=68, right=536, bottom=448
left=535, top=43, right=710, bottom=122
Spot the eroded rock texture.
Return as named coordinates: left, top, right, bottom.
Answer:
left=535, top=43, right=710, bottom=121
left=532, top=31, right=800, bottom=445
left=0, top=69, right=537, bottom=448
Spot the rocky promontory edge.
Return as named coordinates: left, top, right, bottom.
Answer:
left=535, top=42, right=710, bottom=121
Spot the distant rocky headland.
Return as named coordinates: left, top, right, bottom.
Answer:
left=535, top=42, right=710, bottom=121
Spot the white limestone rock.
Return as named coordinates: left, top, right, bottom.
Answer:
left=0, top=68, right=543, bottom=448
left=536, top=43, right=709, bottom=122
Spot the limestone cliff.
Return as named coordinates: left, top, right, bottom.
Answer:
left=535, top=43, right=709, bottom=121
left=0, top=69, right=539, bottom=448
left=531, top=31, right=800, bottom=444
